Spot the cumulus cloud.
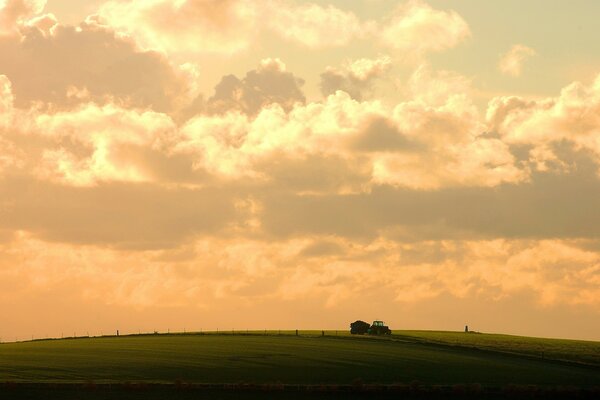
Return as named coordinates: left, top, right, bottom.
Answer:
left=498, top=44, right=536, bottom=77
left=379, top=0, right=470, bottom=58
left=488, top=73, right=600, bottom=173
left=0, top=0, right=45, bottom=34
left=97, top=0, right=367, bottom=54
left=98, top=0, right=259, bottom=55
left=320, top=55, right=392, bottom=100
left=177, top=64, right=524, bottom=191
left=34, top=104, right=177, bottom=186
left=207, top=58, right=305, bottom=116
left=0, top=74, right=202, bottom=187
left=267, top=1, right=367, bottom=49
left=374, top=66, right=524, bottom=189
left=96, top=0, right=470, bottom=56
left=0, top=18, right=191, bottom=112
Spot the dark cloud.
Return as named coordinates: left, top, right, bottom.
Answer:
left=259, top=153, right=600, bottom=241
left=320, top=68, right=367, bottom=100
left=0, top=177, right=239, bottom=249
left=207, top=61, right=305, bottom=115
left=0, top=21, right=187, bottom=112
left=254, top=153, right=371, bottom=193
left=573, top=239, right=600, bottom=252
left=508, top=143, right=533, bottom=163
left=351, top=117, right=423, bottom=152
left=108, top=143, right=215, bottom=185
left=298, top=240, right=344, bottom=258
left=0, top=229, right=15, bottom=244
left=319, top=58, right=390, bottom=101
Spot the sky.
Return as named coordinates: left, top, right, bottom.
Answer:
left=0, top=0, right=599, bottom=341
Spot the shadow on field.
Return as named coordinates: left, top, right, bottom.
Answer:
left=1, top=382, right=599, bottom=400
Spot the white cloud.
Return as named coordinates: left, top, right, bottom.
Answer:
left=344, top=55, right=392, bottom=81
left=320, top=55, right=392, bottom=100
left=97, top=0, right=367, bottom=54
left=488, top=73, right=600, bottom=173
left=176, top=65, right=525, bottom=190
left=96, top=0, right=470, bottom=56
left=98, top=0, right=260, bottom=55
left=0, top=74, right=13, bottom=113
left=499, top=44, right=536, bottom=77
left=0, top=0, right=46, bottom=34
left=379, top=0, right=470, bottom=58
left=0, top=58, right=528, bottom=191
left=33, top=104, right=176, bottom=186
left=267, top=1, right=367, bottom=49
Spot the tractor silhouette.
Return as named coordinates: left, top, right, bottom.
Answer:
left=368, top=320, right=391, bottom=335
left=350, top=320, right=391, bottom=335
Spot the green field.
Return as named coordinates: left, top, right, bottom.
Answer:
left=0, top=330, right=598, bottom=388
left=394, top=330, right=600, bottom=366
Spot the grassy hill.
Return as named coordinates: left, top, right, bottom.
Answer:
left=0, top=330, right=598, bottom=386
left=394, top=330, right=600, bottom=366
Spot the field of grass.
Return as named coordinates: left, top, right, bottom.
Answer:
left=392, top=330, right=600, bottom=366
left=0, top=330, right=598, bottom=389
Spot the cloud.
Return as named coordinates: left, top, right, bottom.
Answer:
left=175, top=90, right=383, bottom=182
left=320, top=55, right=392, bottom=100
left=96, top=0, right=471, bottom=56
left=488, top=73, right=600, bottom=173
left=97, top=0, right=366, bottom=54
left=266, top=1, right=366, bottom=49
left=98, top=0, right=259, bottom=55
left=0, top=19, right=191, bottom=112
left=0, top=74, right=12, bottom=113
left=373, top=65, right=524, bottom=189
left=0, top=178, right=240, bottom=249
left=33, top=104, right=178, bottom=186
left=207, top=58, right=305, bottom=116
left=498, top=44, right=536, bottom=77
left=379, top=0, right=470, bottom=58
left=1, top=234, right=598, bottom=334
left=0, top=73, right=206, bottom=187
left=350, top=117, right=421, bottom=152
left=2, top=39, right=600, bottom=339
left=0, top=75, right=21, bottom=174
left=175, top=64, right=525, bottom=190
left=0, top=0, right=45, bottom=34
left=259, top=165, right=600, bottom=242
left=0, top=135, right=22, bottom=173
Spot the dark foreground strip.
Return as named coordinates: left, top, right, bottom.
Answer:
left=1, top=382, right=599, bottom=399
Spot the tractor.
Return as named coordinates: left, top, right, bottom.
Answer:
left=368, top=320, right=391, bottom=335
left=350, top=320, right=391, bottom=335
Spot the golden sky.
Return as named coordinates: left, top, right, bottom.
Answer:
left=0, top=0, right=599, bottom=341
